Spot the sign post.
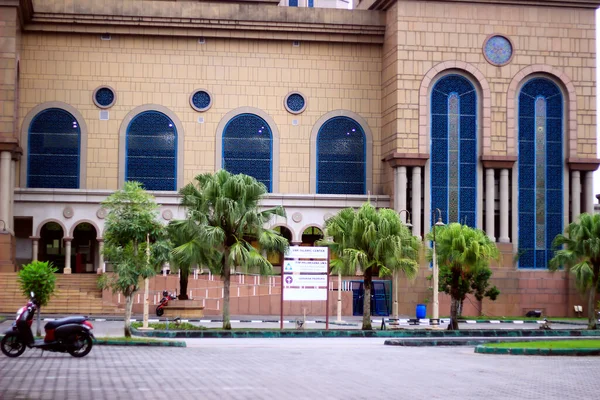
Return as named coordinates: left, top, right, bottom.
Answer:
left=280, top=246, right=330, bottom=330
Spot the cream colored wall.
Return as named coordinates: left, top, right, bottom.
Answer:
left=382, top=0, right=597, bottom=158
left=18, top=34, right=382, bottom=193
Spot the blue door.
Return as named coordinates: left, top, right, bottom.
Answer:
left=350, top=280, right=391, bottom=316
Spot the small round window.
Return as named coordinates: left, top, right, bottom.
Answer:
left=190, top=89, right=212, bottom=112
left=284, top=92, right=307, bottom=114
left=93, top=86, right=116, bottom=108
left=483, top=35, right=514, bottom=66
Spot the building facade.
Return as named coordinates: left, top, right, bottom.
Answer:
left=0, top=0, right=598, bottom=316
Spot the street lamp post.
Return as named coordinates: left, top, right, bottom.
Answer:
left=393, top=210, right=413, bottom=319
left=431, top=208, right=445, bottom=327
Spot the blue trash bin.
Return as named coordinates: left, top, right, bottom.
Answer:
left=416, top=304, right=426, bottom=319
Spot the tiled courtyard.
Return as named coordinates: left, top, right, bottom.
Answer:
left=1, top=338, right=599, bottom=399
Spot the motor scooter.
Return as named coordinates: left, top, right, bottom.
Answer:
left=1, top=292, right=95, bottom=358
left=155, top=290, right=177, bottom=316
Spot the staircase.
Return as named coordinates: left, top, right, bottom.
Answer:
left=0, top=273, right=122, bottom=315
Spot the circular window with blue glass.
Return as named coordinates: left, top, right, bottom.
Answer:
left=284, top=92, right=307, bottom=114
left=483, top=35, right=514, bottom=66
left=93, top=86, right=116, bottom=109
left=189, top=89, right=212, bottom=112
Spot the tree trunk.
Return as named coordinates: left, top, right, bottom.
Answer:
left=362, top=270, right=372, bottom=330
left=448, top=297, right=460, bottom=330
left=587, top=272, right=598, bottom=330
left=179, top=271, right=189, bottom=300
left=223, top=250, right=231, bottom=330
left=458, top=299, right=464, bottom=318
left=124, top=293, right=134, bottom=337
left=448, top=268, right=460, bottom=330
left=36, top=307, right=42, bottom=337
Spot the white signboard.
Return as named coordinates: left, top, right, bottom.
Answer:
left=283, top=275, right=327, bottom=301
left=283, top=274, right=328, bottom=287
left=283, top=260, right=328, bottom=274
left=285, top=246, right=328, bottom=260
left=284, top=288, right=327, bottom=301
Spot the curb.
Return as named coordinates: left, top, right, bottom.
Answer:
left=93, top=339, right=186, bottom=347
left=132, top=328, right=600, bottom=339
left=475, top=345, right=600, bottom=356
left=385, top=339, right=506, bottom=346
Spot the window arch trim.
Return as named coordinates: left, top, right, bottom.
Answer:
left=118, top=104, right=184, bottom=191
left=20, top=102, right=88, bottom=189
left=215, top=107, right=280, bottom=193
left=309, top=110, right=373, bottom=194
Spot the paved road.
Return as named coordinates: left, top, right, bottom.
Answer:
left=1, top=338, right=600, bottom=400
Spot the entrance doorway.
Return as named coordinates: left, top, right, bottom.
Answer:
left=72, top=223, right=97, bottom=273
left=350, top=280, right=392, bottom=316
left=39, top=222, right=64, bottom=272
left=301, top=226, right=323, bottom=246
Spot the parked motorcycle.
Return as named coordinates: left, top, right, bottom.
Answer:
left=1, top=292, right=95, bottom=358
left=155, top=290, right=177, bottom=316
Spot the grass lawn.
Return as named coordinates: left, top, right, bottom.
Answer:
left=483, top=340, right=600, bottom=349
left=131, top=322, right=207, bottom=331
left=455, top=316, right=587, bottom=322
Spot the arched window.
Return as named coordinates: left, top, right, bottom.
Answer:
left=126, top=111, right=177, bottom=191
left=517, top=78, right=563, bottom=269
left=430, top=74, right=478, bottom=226
left=27, top=108, right=81, bottom=189
left=316, top=117, right=366, bottom=195
left=222, top=113, right=273, bottom=192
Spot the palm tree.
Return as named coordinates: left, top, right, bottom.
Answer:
left=170, top=170, right=288, bottom=330
left=319, top=203, right=420, bottom=330
left=550, top=212, right=600, bottom=330
left=427, top=223, right=499, bottom=330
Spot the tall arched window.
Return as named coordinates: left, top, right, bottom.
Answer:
left=222, top=113, right=273, bottom=192
left=27, top=108, right=81, bottom=189
left=518, top=78, right=563, bottom=269
left=430, top=74, right=478, bottom=226
left=316, top=117, right=366, bottom=195
left=126, top=111, right=177, bottom=191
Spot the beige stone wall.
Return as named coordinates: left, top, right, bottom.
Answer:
left=0, top=6, right=19, bottom=145
left=384, top=0, right=597, bottom=159
left=18, top=33, right=382, bottom=192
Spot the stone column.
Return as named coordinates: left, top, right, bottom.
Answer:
left=571, top=170, right=581, bottom=221
left=63, top=237, right=73, bottom=274
left=499, top=169, right=510, bottom=243
left=0, top=151, right=10, bottom=231
left=97, top=238, right=104, bottom=274
left=585, top=171, right=594, bottom=215
left=485, top=168, right=495, bottom=241
left=411, top=167, right=421, bottom=238
left=30, top=236, right=39, bottom=262
left=394, top=166, right=407, bottom=221
left=8, top=158, right=15, bottom=231
left=96, top=238, right=106, bottom=274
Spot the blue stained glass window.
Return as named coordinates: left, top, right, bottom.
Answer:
left=430, top=75, right=478, bottom=226
left=518, top=78, right=563, bottom=269
left=317, top=116, right=366, bottom=195
left=27, top=108, right=80, bottom=189
left=222, top=114, right=272, bottom=192
left=126, top=111, right=177, bottom=191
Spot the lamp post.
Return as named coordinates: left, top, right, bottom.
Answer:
left=393, top=210, right=413, bottom=319
left=431, top=208, right=445, bottom=327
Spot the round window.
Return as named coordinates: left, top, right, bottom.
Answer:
left=190, top=90, right=212, bottom=112
left=483, top=35, right=514, bottom=66
left=93, top=86, right=116, bottom=108
left=284, top=92, right=307, bottom=114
